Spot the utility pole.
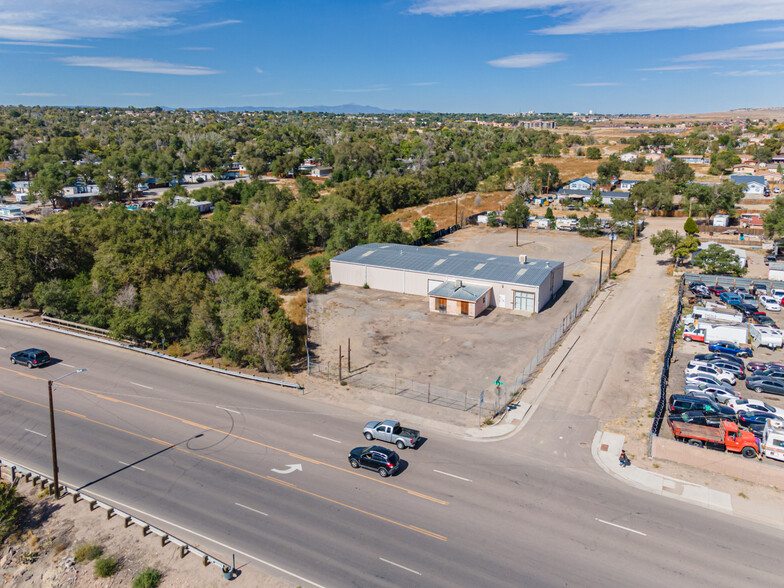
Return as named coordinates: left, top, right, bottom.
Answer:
left=598, top=250, right=604, bottom=285
left=608, top=230, right=615, bottom=277
left=455, top=196, right=458, bottom=226
left=347, top=338, right=351, bottom=373
left=338, top=345, right=342, bottom=382
left=633, top=203, right=639, bottom=242
left=48, top=369, right=88, bottom=499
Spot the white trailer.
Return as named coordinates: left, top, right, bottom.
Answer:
left=761, top=420, right=784, bottom=463
left=749, top=324, right=784, bottom=349
left=0, top=205, right=24, bottom=221
left=555, top=218, right=577, bottom=231
left=703, top=323, right=748, bottom=346
left=691, top=306, right=743, bottom=324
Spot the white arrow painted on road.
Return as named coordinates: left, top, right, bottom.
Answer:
left=271, top=464, right=302, bottom=475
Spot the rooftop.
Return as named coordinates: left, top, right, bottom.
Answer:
left=428, top=280, right=492, bottom=302
left=331, top=243, right=563, bottom=288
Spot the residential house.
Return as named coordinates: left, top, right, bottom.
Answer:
left=730, top=175, right=767, bottom=195
left=673, top=155, right=710, bottom=165
left=329, top=243, right=564, bottom=315
left=11, top=181, right=29, bottom=203
left=567, top=177, right=597, bottom=191
left=182, top=171, right=215, bottom=183
left=733, top=163, right=758, bottom=175
left=619, top=152, right=640, bottom=163
left=619, top=179, right=640, bottom=191
left=311, top=166, right=333, bottom=178
left=556, top=188, right=593, bottom=202
left=601, top=191, right=631, bottom=206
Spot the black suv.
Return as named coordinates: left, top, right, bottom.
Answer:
left=668, top=394, right=736, bottom=420
left=10, top=348, right=50, bottom=368
left=348, top=446, right=400, bottom=477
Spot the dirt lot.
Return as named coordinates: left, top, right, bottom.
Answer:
left=311, top=225, right=610, bottom=396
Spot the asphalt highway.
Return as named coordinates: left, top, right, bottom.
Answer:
left=0, top=322, right=781, bottom=587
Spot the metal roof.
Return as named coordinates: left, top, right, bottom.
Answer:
left=428, top=280, right=492, bottom=302
left=730, top=174, right=766, bottom=185
left=331, top=243, right=563, bottom=287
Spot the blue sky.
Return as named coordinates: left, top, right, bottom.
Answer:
left=4, top=0, right=784, bottom=114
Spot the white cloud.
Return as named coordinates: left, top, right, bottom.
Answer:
left=0, top=40, right=92, bottom=48
left=410, top=1, right=784, bottom=34
left=573, top=82, right=620, bottom=86
left=180, top=46, right=213, bottom=51
left=636, top=64, right=709, bottom=71
left=170, top=19, right=242, bottom=34
left=410, top=81, right=438, bottom=86
left=488, top=52, right=565, bottom=68
left=675, top=41, right=784, bottom=62
left=59, top=56, right=221, bottom=75
left=715, top=69, right=780, bottom=76
left=17, top=92, right=60, bottom=96
left=255, top=67, right=264, bottom=74
left=0, top=1, right=206, bottom=42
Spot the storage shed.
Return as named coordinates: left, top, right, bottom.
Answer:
left=329, top=243, right=564, bottom=315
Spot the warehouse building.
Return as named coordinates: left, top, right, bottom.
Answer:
left=329, top=243, right=564, bottom=317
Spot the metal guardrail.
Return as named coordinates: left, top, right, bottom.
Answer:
left=41, top=315, right=111, bottom=336
left=0, top=315, right=302, bottom=391
left=0, top=456, right=233, bottom=576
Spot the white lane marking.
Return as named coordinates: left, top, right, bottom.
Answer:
left=62, top=363, right=75, bottom=368
left=235, top=502, right=269, bottom=517
left=312, top=434, right=341, bottom=444
left=216, top=406, right=240, bottom=414
left=118, top=461, right=145, bottom=472
left=595, top=518, right=647, bottom=536
left=24, top=428, right=47, bottom=437
left=0, top=346, right=6, bottom=350
left=129, top=382, right=153, bottom=390
left=79, top=490, right=327, bottom=588
left=379, top=557, right=421, bottom=576
left=433, top=469, right=472, bottom=482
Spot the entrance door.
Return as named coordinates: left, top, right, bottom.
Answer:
left=513, top=291, right=535, bottom=312
left=460, top=301, right=469, bottom=315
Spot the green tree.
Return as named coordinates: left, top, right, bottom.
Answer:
left=684, top=216, right=699, bottom=235
left=0, top=482, right=25, bottom=544
left=307, top=256, right=328, bottom=294
left=586, top=146, right=601, bottom=160
left=630, top=181, right=674, bottom=212
left=412, top=216, right=436, bottom=240
left=692, top=243, right=746, bottom=276
left=587, top=190, right=602, bottom=207
left=597, top=155, right=621, bottom=184
left=0, top=180, right=12, bottom=203
left=610, top=198, right=636, bottom=223
left=577, top=212, right=601, bottom=237
left=487, top=211, right=500, bottom=227
left=650, top=229, right=699, bottom=266
left=536, top=163, right=560, bottom=192
left=504, top=196, right=530, bottom=228
left=763, top=195, right=784, bottom=238
left=236, top=308, right=295, bottom=372
left=709, top=151, right=740, bottom=175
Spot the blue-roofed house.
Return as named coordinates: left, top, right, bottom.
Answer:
left=567, top=177, right=596, bottom=191
left=601, top=191, right=631, bottom=206
left=619, top=179, right=639, bottom=191
left=329, top=243, right=564, bottom=316
left=556, top=188, right=593, bottom=202
left=730, top=175, right=767, bottom=195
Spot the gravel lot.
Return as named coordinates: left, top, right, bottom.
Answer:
left=310, top=225, right=613, bottom=396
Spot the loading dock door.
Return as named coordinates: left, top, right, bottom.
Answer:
left=428, top=279, right=444, bottom=293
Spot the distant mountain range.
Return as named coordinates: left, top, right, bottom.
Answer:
left=170, top=104, right=429, bottom=114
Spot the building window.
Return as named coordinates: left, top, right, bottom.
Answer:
left=513, top=291, right=535, bottom=312
left=436, top=297, right=447, bottom=311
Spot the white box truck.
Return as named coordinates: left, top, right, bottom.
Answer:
left=703, top=323, right=748, bottom=346
left=749, top=324, right=784, bottom=349
left=761, top=420, right=784, bottom=463
left=690, top=306, right=743, bottom=324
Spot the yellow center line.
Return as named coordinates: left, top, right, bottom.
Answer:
left=0, top=387, right=447, bottom=542
left=0, top=367, right=447, bottom=505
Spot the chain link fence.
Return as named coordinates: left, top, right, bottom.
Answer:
left=308, top=236, right=634, bottom=418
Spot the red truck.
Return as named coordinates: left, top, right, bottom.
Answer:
left=668, top=417, right=759, bottom=458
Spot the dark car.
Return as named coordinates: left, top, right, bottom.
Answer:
left=10, top=348, right=50, bottom=368
left=745, top=377, right=784, bottom=396
left=736, top=410, right=784, bottom=428
left=694, top=352, right=745, bottom=368
left=766, top=255, right=778, bottom=265
left=750, top=315, right=778, bottom=328
left=747, top=361, right=780, bottom=373
left=668, top=394, right=737, bottom=419
left=668, top=410, right=731, bottom=427
left=750, top=369, right=784, bottom=380
left=707, top=341, right=752, bottom=358
left=348, top=446, right=400, bottom=477
left=709, top=285, right=727, bottom=296
left=707, top=359, right=745, bottom=380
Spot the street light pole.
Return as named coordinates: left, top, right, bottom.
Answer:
left=48, top=368, right=87, bottom=498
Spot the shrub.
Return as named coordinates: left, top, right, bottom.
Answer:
left=133, top=567, right=163, bottom=588
left=0, top=483, right=25, bottom=544
left=94, top=555, right=120, bottom=577
left=74, top=543, right=103, bottom=562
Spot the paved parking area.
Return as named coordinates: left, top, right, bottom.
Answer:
left=311, top=225, right=612, bottom=395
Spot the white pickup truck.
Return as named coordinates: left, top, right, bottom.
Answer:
left=363, top=420, right=420, bottom=449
